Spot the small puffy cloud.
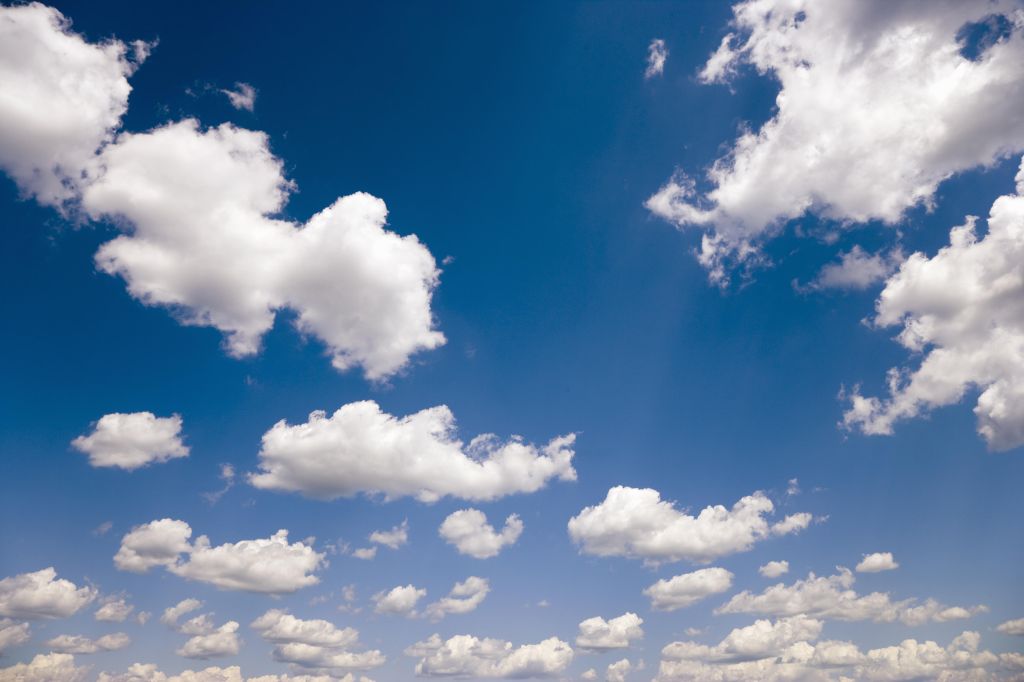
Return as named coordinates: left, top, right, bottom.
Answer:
left=0, top=652, right=89, bottom=682
left=567, top=487, right=812, bottom=564
left=606, top=658, right=632, bottom=682
left=0, top=3, right=141, bottom=208
left=93, top=522, right=114, bottom=537
left=116, top=520, right=325, bottom=593
left=352, top=547, right=377, bottom=561
left=647, top=0, right=1024, bottom=282
left=998, top=617, right=1024, bottom=636
left=799, top=247, right=904, bottom=292
left=717, top=567, right=985, bottom=625
left=46, top=632, right=131, bottom=654
left=368, top=520, right=408, bottom=550
left=0, top=619, right=30, bottom=653
left=855, top=552, right=899, bottom=573
left=643, top=568, right=734, bottom=611
left=72, top=412, right=188, bottom=470
left=0, top=568, right=97, bottom=620
left=424, top=577, right=490, bottom=621
left=581, top=669, right=597, bottom=680
left=176, top=620, right=240, bottom=659
left=161, top=598, right=203, bottom=627
left=83, top=121, right=444, bottom=381
left=372, top=585, right=426, bottom=617
left=644, top=39, right=667, bottom=79
left=576, top=613, right=644, bottom=652
left=439, top=509, right=523, bottom=559
left=406, top=633, right=574, bottom=678
left=220, top=82, right=256, bottom=112
left=250, top=609, right=385, bottom=673
left=844, top=159, right=1024, bottom=451
left=249, top=401, right=576, bottom=502
left=95, top=597, right=134, bottom=622
left=759, top=561, right=789, bottom=578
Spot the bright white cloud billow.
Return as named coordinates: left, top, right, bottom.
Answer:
left=405, top=633, right=573, bottom=678
left=424, top=577, right=490, bottom=621
left=0, top=619, right=30, bottom=653
left=575, top=612, right=644, bottom=652
left=643, top=567, right=734, bottom=611
left=567, top=486, right=811, bottom=564
left=250, top=608, right=385, bottom=673
left=647, top=0, right=1024, bottom=282
left=800, top=246, right=904, bottom=292
left=72, top=412, right=188, bottom=470
left=161, top=598, right=203, bottom=627
left=0, top=652, right=89, bottom=682
left=46, top=633, right=130, bottom=654
left=844, top=158, right=1024, bottom=451
left=95, top=597, right=134, bottom=622
left=372, top=585, right=426, bottom=618
left=175, top=620, right=240, bottom=659
left=249, top=401, right=576, bottom=502
left=439, top=509, right=523, bottom=559
left=644, top=39, right=668, bottom=79
left=0, top=568, right=96, bottom=620
left=759, top=560, right=789, bottom=578
left=855, top=552, right=899, bottom=573
left=115, top=519, right=325, bottom=593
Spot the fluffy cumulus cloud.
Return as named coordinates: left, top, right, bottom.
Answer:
left=424, top=577, right=490, bottom=621
left=844, top=159, right=1024, bottom=451
left=998, top=617, right=1024, bottom=636
left=646, top=0, right=1024, bottom=282
left=46, top=632, right=131, bottom=654
left=567, top=487, right=812, bottom=564
left=575, top=612, right=644, bottom=652
left=644, top=39, right=667, bottom=79
left=82, top=120, right=445, bottom=380
left=405, top=633, right=574, bottom=678
left=368, top=520, right=408, bottom=550
left=0, top=652, right=89, bottom=682
left=115, top=520, right=325, bottom=593
left=175, top=620, right=241, bottom=659
left=606, top=658, right=632, bottom=682
left=372, top=585, right=426, bottom=617
left=0, top=568, right=96, bottom=620
left=161, top=598, right=203, bottom=627
left=656, top=627, right=1015, bottom=681
left=95, top=597, right=135, bottom=622
left=72, top=412, right=188, bottom=470
left=717, top=567, right=986, bottom=625
left=0, top=618, right=30, bottom=653
left=438, top=509, right=523, bottom=559
left=0, top=10, right=445, bottom=381
left=98, top=665, right=375, bottom=682
left=251, top=609, right=385, bottom=673
left=856, top=552, right=899, bottom=573
left=800, top=246, right=905, bottom=292
left=249, top=401, right=576, bottom=502
left=759, top=560, right=789, bottom=578
left=643, top=567, right=734, bottom=611
left=0, top=3, right=143, bottom=208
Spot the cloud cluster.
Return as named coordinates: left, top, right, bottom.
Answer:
left=643, top=567, right=734, bottom=611
left=0, top=652, right=89, bottom=682
left=575, top=612, right=644, bottom=652
left=439, top=509, right=523, bottom=559
left=405, top=633, right=573, bottom=678
left=567, top=487, right=811, bottom=564
left=647, top=0, right=1024, bottom=281
left=249, top=401, right=576, bottom=502
left=175, top=620, right=241, bottom=660
left=115, top=520, right=325, bottom=593
left=250, top=609, right=385, bottom=673
left=0, top=619, right=30, bottom=653
left=72, top=412, right=188, bottom=470
left=46, top=632, right=131, bottom=654
left=844, top=158, right=1024, bottom=451
left=0, top=568, right=96, bottom=620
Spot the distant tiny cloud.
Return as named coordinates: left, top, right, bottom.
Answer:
left=645, top=38, right=668, bottom=79
left=92, top=521, right=113, bottom=537
left=220, top=82, right=256, bottom=112
left=855, top=552, right=899, bottom=573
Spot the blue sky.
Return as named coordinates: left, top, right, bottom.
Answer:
left=1, top=1, right=1023, bottom=681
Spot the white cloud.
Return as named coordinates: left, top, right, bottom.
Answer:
left=800, top=246, right=904, bottom=292
left=406, top=633, right=574, bottom=678
left=843, top=158, right=1024, bottom=451
left=249, top=675, right=374, bottom=682
left=997, top=617, right=1024, bottom=635
left=72, top=412, right=188, bottom=470
left=368, top=520, right=408, bottom=550
left=0, top=568, right=96, bottom=620
left=662, top=616, right=823, bottom=663
left=116, top=520, right=325, bottom=593
left=161, top=598, right=203, bottom=627
left=180, top=614, right=217, bottom=636
left=644, top=39, right=667, bottom=79
left=46, top=632, right=131, bottom=654
left=372, top=585, right=425, bottom=617
left=643, top=567, right=734, bottom=611
left=176, top=620, right=240, bottom=659
left=717, top=567, right=986, bottom=625
left=97, top=664, right=244, bottom=682
left=220, top=83, right=256, bottom=112
left=95, top=597, right=135, bottom=622
left=82, top=120, right=444, bottom=381
left=855, top=552, right=899, bottom=573
left=424, top=577, right=490, bottom=621
left=0, top=4, right=142, bottom=209
left=250, top=609, right=384, bottom=673
left=606, top=658, right=632, bottom=682
left=567, top=486, right=812, bottom=564
left=581, top=669, right=597, bottom=680
left=439, top=509, right=523, bottom=559
left=576, top=612, right=644, bottom=652
left=759, top=561, right=789, bottom=578
left=351, top=547, right=377, bottom=561
left=0, top=619, right=30, bottom=653
left=647, top=0, right=1024, bottom=282
left=249, top=401, right=576, bottom=502
left=0, top=652, right=89, bottom=682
